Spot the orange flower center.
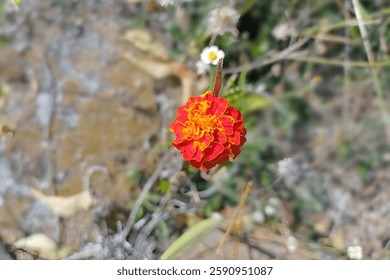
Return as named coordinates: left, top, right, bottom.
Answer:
left=183, top=100, right=220, bottom=149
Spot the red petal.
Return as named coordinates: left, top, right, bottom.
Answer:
left=219, top=115, right=234, bottom=126
left=170, top=121, right=187, bottom=142
left=200, top=160, right=218, bottom=170
left=189, top=160, right=202, bottom=169
left=214, top=130, right=227, bottom=144
left=175, top=140, right=196, bottom=160
left=203, top=153, right=230, bottom=170
left=192, top=148, right=203, bottom=162
left=231, top=136, right=246, bottom=158
left=204, top=143, right=225, bottom=161
left=230, top=145, right=240, bottom=159
left=226, top=107, right=239, bottom=119
left=228, top=130, right=241, bottom=145
left=206, top=99, right=228, bottom=116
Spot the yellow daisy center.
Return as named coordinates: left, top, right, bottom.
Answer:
left=208, top=51, right=218, bottom=61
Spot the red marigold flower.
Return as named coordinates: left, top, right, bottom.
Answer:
left=169, top=91, right=246, bottom=170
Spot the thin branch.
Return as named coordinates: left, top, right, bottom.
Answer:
left=301, top=18, right=381, bottom=36
left=224, top=37, right=311, bottom=74
left=216, top=182, right=252, bottom=255
left=342, top=0, right=352, bottom=122
left=351, top=0, right=389, bottom=122
left=122, top=150, right=174, bottom=237
left=351, top=0, right=374, bottom=62
left=283, top=54, right=390, bottom=68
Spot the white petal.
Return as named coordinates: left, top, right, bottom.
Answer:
left=200, top=47, right=212, bottom=64
left=196, top=61, right=210, bottom=75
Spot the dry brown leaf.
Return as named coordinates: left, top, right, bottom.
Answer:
left=122, top=29, right=197, bottom=102
left=13, top=233, right=70, bottom=259
left=124, top=29, right=169, bottom=60
left=31, top=189, right=93, bottom=218
left=0, top=119, right=16, bottom=140
left=123, top=53, right=194, bottom=103
left=0, top=84, right=9, bottom=111
left=0, top=85, right=15, bottom=137
left=123, top=53, right=177, bottom=80
left=14, top=233, right=56, bottom=252
left=1, top=124, right=15, bottom=135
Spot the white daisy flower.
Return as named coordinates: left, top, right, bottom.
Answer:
left=264, top=205, right=277, bottom=217
left=207, top=6, right=240, bottom=36
left=196, top=60, right=210, bottom=75
left=277, top=157, right=298, bottom=181
left=347, top=246, right=363, bottom=260
left=286, top=236, right=298, bottom=253
left=200, top=46, right=225, bottom=65
left=272, top=22, right=297, bottom=41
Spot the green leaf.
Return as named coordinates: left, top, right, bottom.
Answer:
left=238, top=0, right=257, bottom=15
left=156, top=220, right=169, bottom=240
left=159, top=179, right=171, bottom=193
left=187, top=165, right=198, bottom=173
left=160, top=214, right=223, bottom=260
left=238, top=67, right=248, bottom=88
left=237, top=94, right=272, bottom=115
left=126, top=168, right=141, bottom=184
